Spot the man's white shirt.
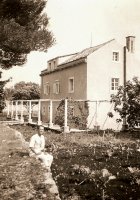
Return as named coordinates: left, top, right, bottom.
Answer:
left=29, top=134, right=45, bottom=156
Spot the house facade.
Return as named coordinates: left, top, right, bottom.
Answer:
left=40, top=36, right=140, bottom=130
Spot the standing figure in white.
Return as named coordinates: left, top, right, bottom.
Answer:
left=29, top=125, right=53, bottom=170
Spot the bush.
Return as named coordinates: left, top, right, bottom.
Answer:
left=111, top=77, right=140, bottom=129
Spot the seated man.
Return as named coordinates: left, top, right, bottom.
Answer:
left=29, top=125, right=53, bottom=170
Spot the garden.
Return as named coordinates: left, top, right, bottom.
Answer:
left=4, top=124, right=140, bottom=200
left=0, top=1, right=140, bottom=199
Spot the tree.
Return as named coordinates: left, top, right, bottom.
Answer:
left=4, top=87, right=14, bottom=101
left=0, top=71, right=10, bottom=112
left=0, top=0, right=55, bottom=69
left=0, top=81, right=6, bottom=112
left=111, top=77, right=140, bottom=129
left=4, top=81, right=40, bottom=100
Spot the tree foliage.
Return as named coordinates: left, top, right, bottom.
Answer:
left=4, top=81, right=40, bottom=100
left=0, top=0, right=55, bottom=69
left=111, top=77, right=140, bottom=128
left=3, top=87, right=14, bottom=101
left=0, top=78, right=9, bottom=112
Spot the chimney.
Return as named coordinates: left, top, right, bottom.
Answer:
left=126, top=36, right=135, bottom=53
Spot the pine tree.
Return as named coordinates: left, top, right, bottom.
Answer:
left=0, top=0, right=55, bottom=69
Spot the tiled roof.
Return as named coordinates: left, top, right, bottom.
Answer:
left=48, top=53, right=77, bottom=62
left=59, top=39, right=114, bottom=66
left=40, top=39, right=115, bottom=76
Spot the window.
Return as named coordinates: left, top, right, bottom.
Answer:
left=112, top=52, right=119, bottom=61
left=111, top=78, right=119, bottom=90
left=68, top=77, right=74, bottom=93
left=44, top=83, right=50, bottom=95
left=54, top=60, right=56, bottom=68
left=42, top=106, right=46, bottom=115
left=48, top=62, right=51, bottom=70
left=53, top=81, right=60, bottom=94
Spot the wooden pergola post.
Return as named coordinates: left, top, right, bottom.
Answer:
left=28, top=100, right=32, bottom=123
left=11, top=101, right=14, bottom=119
left=49, top=100, right=53, bottom=128
left=64, top=99, right=69, bottom=133
left=37, top=100, right=42, bottom=125
left=20, top=100, right=24, bottom=123
left=15, top=101, right=19, bottom=121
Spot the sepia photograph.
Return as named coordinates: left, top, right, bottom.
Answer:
left=0, top=0, right=140, bottom=199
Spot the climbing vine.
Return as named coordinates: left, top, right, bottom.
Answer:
left=54, top=98, right=89, bottom=130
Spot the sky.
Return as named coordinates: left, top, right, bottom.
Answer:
left=3, top=0, right=140, bottom=87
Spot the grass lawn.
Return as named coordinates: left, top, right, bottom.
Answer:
left=9, top=124, right=140, bottom=200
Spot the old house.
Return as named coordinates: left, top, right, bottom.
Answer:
left=40, top=36, right=140, bottom=130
